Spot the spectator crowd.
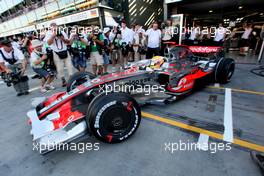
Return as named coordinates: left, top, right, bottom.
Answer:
left=0, top=19, right=262, bottom=96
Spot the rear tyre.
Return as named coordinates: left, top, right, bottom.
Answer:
left=86, top=92, right=141, bottom=143
left=67, top=71, right=96, bottom=92
left=215, top=58, right=235, bottom=84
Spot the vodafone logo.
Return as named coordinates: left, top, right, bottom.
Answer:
left=189, top=46, right=220, bottom=53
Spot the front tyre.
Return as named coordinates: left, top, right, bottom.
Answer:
left=86, top=92, right=141, bottom=143
left=215, top=58, right=235, bottom=84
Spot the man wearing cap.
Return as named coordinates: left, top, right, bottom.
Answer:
left=44, top=22, right=73, bottom=87
left=30, top=39, right=55, bottom=93
left=0, top=39, right=29, bottom=96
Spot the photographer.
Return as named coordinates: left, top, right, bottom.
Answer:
left=44, top=22, right=73, bottom=87
left=0, top=39, right=29, bottom=96
left=21, top=33, right=35, bottom=59
left=69, top=26, right=89, bottom=72
left=30, top=39, right=55, bottom=93
left=87, top=27, right=104, bottom=75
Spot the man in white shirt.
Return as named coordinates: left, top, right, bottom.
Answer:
left=214, top=23, right=226, bottom=46
left=188, top=25, right=200, bottom=45
left=134, top=24, right=147, bottom=60
left=44, top=22, right=73, bottom=87
left=145, top=22, right=161, bottom=59
left=121, top=20, right=135, bottom=65
left=0, top=39, right=29, bottom=96
left=240, top=23, right=253, bottom=56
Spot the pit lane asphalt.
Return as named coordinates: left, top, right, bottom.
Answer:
left=0, top=62, right=263, bottom=176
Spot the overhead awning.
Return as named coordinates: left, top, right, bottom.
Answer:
left=36, top=8, right=99, bottom=29
left=61, top=7, right=76, bottom=14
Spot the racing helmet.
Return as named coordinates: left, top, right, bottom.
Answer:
left=149, top=56, right=165, bottom=69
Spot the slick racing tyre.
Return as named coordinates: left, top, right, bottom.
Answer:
left=86, top=92, right=141, bottom=143
left=215, top=58, right=235, bottom=84
left=67, top=71, right=96, bottom=92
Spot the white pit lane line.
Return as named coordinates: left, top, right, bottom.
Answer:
left=197, top=134, right=209, bottom=151
left=223, top=88, right=234, bottom=143
left=29, top=86, right=41, bottom=92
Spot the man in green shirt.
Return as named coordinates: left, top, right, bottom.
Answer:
left=69, top=31, right=88, bottom=72
left=87, top=28, right=104, bottom=75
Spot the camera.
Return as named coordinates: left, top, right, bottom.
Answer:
left=57, top=30, right=63, bottom=37
left=1, top=71, right=20, bottom=87
left=121, top=42, right=128, bottom=56
left=46, top=66, right=56, bottom=77
left=114, top=26, right=121, bottom=35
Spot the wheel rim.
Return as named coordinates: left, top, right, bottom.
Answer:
left=101, top=105, right=132, bottom=135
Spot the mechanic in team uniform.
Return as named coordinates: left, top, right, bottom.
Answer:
left=145, top=22, right=162, bottom=59
left=0, top=39, right=29, bottom=96
left=214, top=23, right=227, bottom=46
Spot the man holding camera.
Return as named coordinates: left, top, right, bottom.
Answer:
left=44, top=23, right=73, bottom=87
left=87, top=27, right=104, bottom=75
left=30, top=39, right=55, bottom=93
left=0, top=39, right=29, bottom=96
left=69, top=26, right=89, bottom=72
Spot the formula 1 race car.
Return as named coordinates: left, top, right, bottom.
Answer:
left=27, top=45, right=235, bottom=154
